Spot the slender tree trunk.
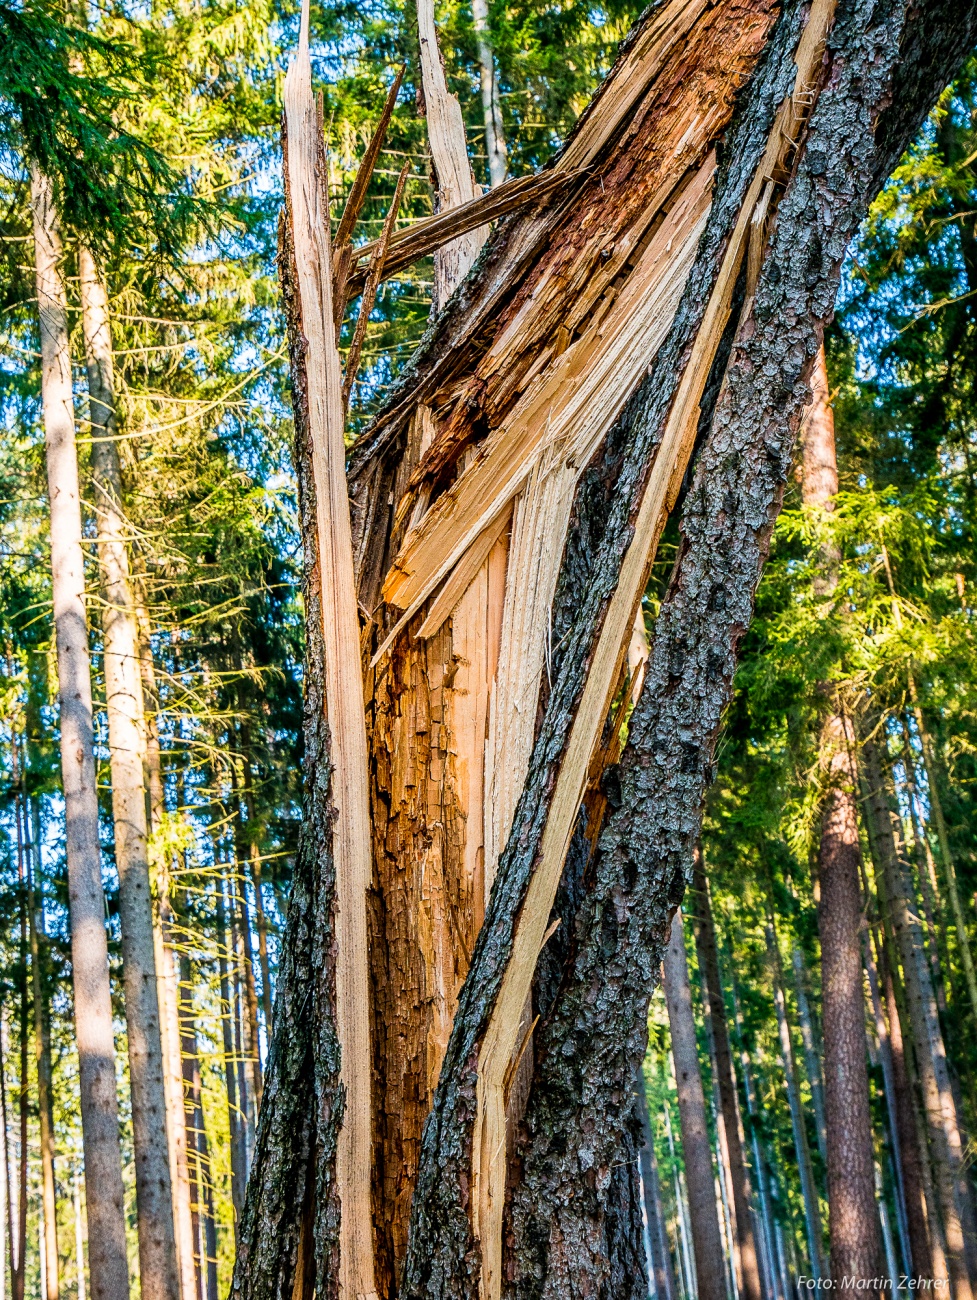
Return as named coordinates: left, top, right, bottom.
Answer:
left=217, top=870, right=247, bottom=1225
left=155, top=865, right=197, bottom=1300
left=240, top=736, right=274, bottom=1030
left=74, top=1172, right=86, bottom=1300
left=31, top=169, right=130, bottom=1300
left=766, top=919, right=826, bottom=1279
left=691, top=858, right=763, bottom=1300
left=26, top=837, right=59, bottom=1300
left=180, top=956, right=219, bottom=1300
left=861, top=925, right=922, bottom=1279
left=790, top=948, right=827, bottom=1164
left=817, top=712, right=883, bottom=1281
left=661, top=909, right=726, bottom=1300
left=14, top=818, right=26, bottom=1300
left=636, top=1077, right=676, bottom=1300
left=862, top=736, right=975, bottom=1297
left=79, top=246, right=181, bottom=1300
left=471, top=0, right=506, bottom=187
left=897, top=721, right=945, bottom=999
left=0, top=1016, right=15, bottom=1300
left=231, top=764, right=263, bottom=1108
left=881, top=936, right=948, bottom=1285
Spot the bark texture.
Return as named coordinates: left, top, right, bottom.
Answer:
left=817, top=712, right=883, bottom=1282
left=662, top=909, right=726, bottom=1300
left=31, top=168, right=131, bottom=1300
left=231, top=161, right=343, bottom=1300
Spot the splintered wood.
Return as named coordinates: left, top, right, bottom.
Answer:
left=474, top=0, right=839, bottom=1293
left=282, top=11, right=377, bottom=1300
left=353, top=0, right=784, bottom=1288
left=279, top=0, right=838, bottom=1290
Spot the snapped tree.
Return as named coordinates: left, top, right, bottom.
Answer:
left=234, top=0, right=977, bottom=1296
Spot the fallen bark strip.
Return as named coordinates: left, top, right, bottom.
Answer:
left=282, top=17, right=377, bottom=1300
left=395, top=0, right=977, bottom=1291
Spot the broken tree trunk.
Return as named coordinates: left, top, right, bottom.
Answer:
left=235, top=0, right=977, bottom=1296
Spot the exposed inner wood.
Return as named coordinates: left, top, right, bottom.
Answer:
left=282, top=11, right=377, bottom=1297
left=472, top=1, right=839, bottom=1292
left=354, top=1, right=787, bottom=1288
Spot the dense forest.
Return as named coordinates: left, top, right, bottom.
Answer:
left=0, top=0, right=975, bottom=1295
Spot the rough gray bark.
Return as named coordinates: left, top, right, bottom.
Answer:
left=399, top=0, right=977, bottom=1291
left=31, top=167, right=131, bottom=1300
left=662, top=910, right=726, bottom=1300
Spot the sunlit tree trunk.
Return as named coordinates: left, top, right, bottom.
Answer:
left=180, top=956, right=220, bottom=1300
left=799, top=346, right=882, bottom=1282
left=636, top=1077, right=676, bottom=1300
left=78, top=247, right=183, bottom=1300
left=766, top=918, right=826, bottom=1278
left=662, top=909, right=726, bottom=1300
left=27, top=838, right=59, bottom=1300
left=31, top=169, right=130, bottom=1300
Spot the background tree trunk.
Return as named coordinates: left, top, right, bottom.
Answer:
left=662, top=909, right=726, bottom=1300
left=691, top=858, right=763, bottom=1300
left=31, top=168, right=131, bottom=1300
left=79, top=247, right=182, bottom=1300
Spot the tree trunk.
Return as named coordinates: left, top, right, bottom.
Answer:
left=27, top=839, right=59, bottom=1300
left=237, top=0, right=977, bottom=1295
left=180, top=955, right=220, bottom=1300
left=862, top=736, right=976, bottom=1297
left=15, top=810, right=27, bottom=1300
left=79, top=245, right=182, bottom=1300
left=790, top=947, right=827, bottom=1164
left=0, top=1015, right=14, bottom=1300
left=882, top=922, right=949, bottom=1285
left=766, top=920, right=826, bottom=1279
left=217, top=869, right=248, bottom=1227
left=471, top=0, right=507, bottom=187
left=691, top=857, right=763, bottom=1300
left=73, top=1171, right=86, bottom=1300
left=816, top=712, right=883, bottom=1281
left=800, top=339, right=882, bottom=1282
left=31, top=168, right=131, bottom=1300
left=662, top=909, right=726, bottom=1300
left=636, top=1076, right=676, bottom=1300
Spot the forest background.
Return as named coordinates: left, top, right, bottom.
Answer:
left=0, top=0, right=975, bottom=1294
